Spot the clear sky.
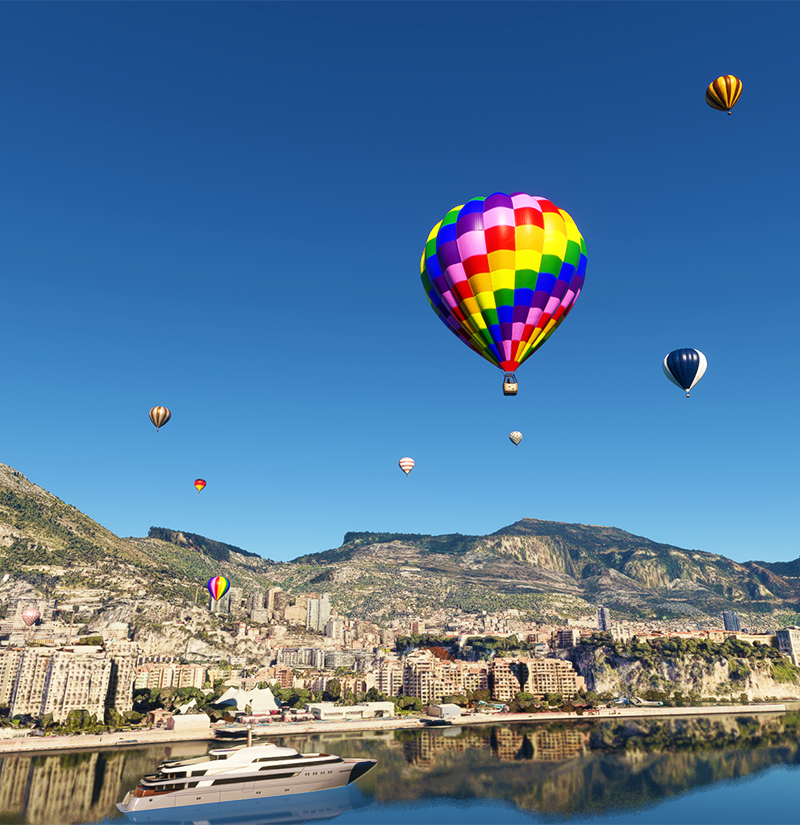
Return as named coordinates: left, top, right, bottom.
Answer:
left=1, top=2, right=797, bottom=565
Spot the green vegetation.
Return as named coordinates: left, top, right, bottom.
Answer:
left=771, top=659, right=800, bottom=683
left=579, top=633, right=787, bottom=665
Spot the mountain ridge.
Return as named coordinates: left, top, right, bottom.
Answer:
left=2, top=463, right=800, bottom=630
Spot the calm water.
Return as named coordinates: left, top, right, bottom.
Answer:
left=1, top=712, right=799, bottom=825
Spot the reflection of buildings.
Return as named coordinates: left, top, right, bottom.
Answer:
left=491, top=726, right=590, bottom=762
left=401, top=726, right=590, bottom=768
left=402, top=729, right=492, bottom=767
left=0, top=750, right=126, bottom=825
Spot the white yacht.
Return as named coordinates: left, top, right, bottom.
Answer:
left=116, top=741, right=377, bottom=813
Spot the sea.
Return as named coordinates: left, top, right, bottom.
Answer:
left=1, top=711, right=799, bottom=825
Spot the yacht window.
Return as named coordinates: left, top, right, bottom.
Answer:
left=212, top=773, right=296, bottom=786
left=254, top=754, right=303, bottom=763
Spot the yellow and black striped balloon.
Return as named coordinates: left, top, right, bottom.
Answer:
left=705, top=75, right=742, bottom=115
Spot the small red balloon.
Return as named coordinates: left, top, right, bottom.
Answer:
left=194, top=479, right=207, bottom=493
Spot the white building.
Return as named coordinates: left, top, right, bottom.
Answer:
left=307, top=595, right=331, bottom=633
left=304, top=701, right=394, bottom=721
left=777, top=628, right=800, bottom=667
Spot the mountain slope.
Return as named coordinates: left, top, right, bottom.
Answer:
left=2, top=464, right=800, bottom=631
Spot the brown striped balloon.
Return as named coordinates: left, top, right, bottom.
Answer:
left=149, top=406, right=171, bottom=430
left=705, top=75, right=742, bottom=114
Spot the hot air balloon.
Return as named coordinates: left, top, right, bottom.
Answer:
left=207, top=576, right=230, bottom=601
left=509, top=431, right=523, bottom=446
left=663, top=349, right=707, bottom=397
left=21, top=607, right=40, bottom=627
left=398, top=457, right=415, bottom=476
left=421, top=192, right=587, bottom=395
left=194, top=479, right=207, bottom=493
left=149, top=406, right=171, bottom=430
left=705, top=75, right=742, bottom=114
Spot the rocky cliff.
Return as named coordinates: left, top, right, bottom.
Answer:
left=566, top=640, right=800, bottom=701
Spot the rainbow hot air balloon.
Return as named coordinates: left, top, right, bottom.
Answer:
left=21, top=607, right=40, bottom=627
left=207, top=576, right=231, bottom=601
left=705, top=75, right=742, bottom=114
left=509, top=431, right=523, bottom=446
left=663, top=349, right=707, bottom=397
left=421, top=192, right=587, bottom=395
left=149, top=406, right=171, bottom=430
left=194, top=479, right=207, bottom=493
left=398, top=457, right=415, bottom=476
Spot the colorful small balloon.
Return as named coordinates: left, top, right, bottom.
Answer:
left=207, top=576, right=231, bottom=601
left=398, top=457, right=415, bottom=476
left=509, top=431, right=523, bottom=446
left=420, top=192, right=587, bottom=392
left=194, top=479, right=207, bottom=493
left=663, top=349, right=707, bottom=397
left=21, top=607, right=40, bottom=627
left=705, top=75, right=742, bottom=114
left=149, top=406, right=171, bottom=430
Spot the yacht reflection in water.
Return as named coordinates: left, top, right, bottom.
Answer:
left=119, top=777, right=376, bottom=825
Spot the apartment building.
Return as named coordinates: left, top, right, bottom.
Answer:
left=488, top=657, right=584, bottom=702
left=8, top=647, right=55, bottom=717
left=0, top=648, right=23, bottom=706
left=133, top=662, right=206, bottom=691
left=776, top=627, right=800, bottom=667
left=556, top=628, right=581, bottom=648
left=39, top=649, right=112, bottom=722
left=400, top=650, right=490, bottom=703
left=488, top=658, right=523, bottom=702
left=522, top=658, right=585, bottom=699
left=402, top=651, right=440, bottom=703
left=306, top=595, right=331, bottom=633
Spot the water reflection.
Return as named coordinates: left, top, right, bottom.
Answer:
left=119, top=780, right=376, bottom=825
left=0, top=712, right=798, bottom=824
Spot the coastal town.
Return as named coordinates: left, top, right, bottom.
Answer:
left=2, top=581, right=800, bottom=747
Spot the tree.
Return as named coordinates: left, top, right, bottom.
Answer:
left=325, top=679, right=341, bottom=702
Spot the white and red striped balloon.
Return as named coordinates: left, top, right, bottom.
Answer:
left=398, top=457, right=415, bottom=476
left=21, top=607, right=40, bottom=627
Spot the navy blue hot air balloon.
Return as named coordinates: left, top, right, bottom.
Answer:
left=663, top=349, right=707, bottom=397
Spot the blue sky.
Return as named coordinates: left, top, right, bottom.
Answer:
left=1, top=2, right=797, bottom=565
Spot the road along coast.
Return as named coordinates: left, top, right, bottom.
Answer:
left=0, top=703, right=786, bottom=754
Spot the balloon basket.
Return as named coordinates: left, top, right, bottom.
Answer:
left=503, top=373, right=518, bottom=396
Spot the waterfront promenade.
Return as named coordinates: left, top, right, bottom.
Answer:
left=0, top=702, right=787, bottom=754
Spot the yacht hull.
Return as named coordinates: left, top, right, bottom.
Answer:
left=117, top=758, right=376, bottom=814
left=117, top=777, right=375, bottom=825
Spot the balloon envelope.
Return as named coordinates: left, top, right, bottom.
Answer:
left=420, top=192, right=587, bottom=374
left=509, top=431, right=523, bottom=446
left=663, top=349, right=707, bottom=395
left=194, top=479, right=207, bottom=492
left=21, top=607, right=40, bottom=627
left=207, top=576, right=230, bottom=601
left=706, top=75, right=742, bottom=113
left=149, top=406, right=171, bottom=430
left=399, top=457, right=415, bottom=476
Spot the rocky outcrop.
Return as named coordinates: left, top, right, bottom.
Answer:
left=568, top=644, right=800, bottom=701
